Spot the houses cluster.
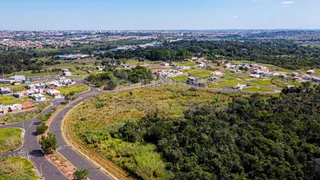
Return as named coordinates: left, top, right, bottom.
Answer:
left=12, top=77, right=75, bottom=101
left=0, top=102, right=36, bottom=115
left=154, top=69, right=185, bottom=78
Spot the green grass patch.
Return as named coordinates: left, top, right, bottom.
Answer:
left=181, top=68, right=212, bottom=78
left=219, top=78, right=248, bottom=88
left=0, top=156, right=38, bottom=180
left=0, top=128, right=22, bottom=155
left=0, top=102, right=50, bottom=124
left=169, top=76, right=189, bottom=82
left=251, top=79, right=273, bottom=86
left=178, top=62, right=197, bottom=67
left=0, top=96, right=34, bottom=105
left=241, top=84, right=274, bottom=93
left=207, top=83, right=223, bottom=89
left=57, top=84, right=89, bottom=96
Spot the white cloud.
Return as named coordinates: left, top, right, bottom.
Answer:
left=281, top=1, right=295, bottom=5
left=233, top=16, right=238, bottom=19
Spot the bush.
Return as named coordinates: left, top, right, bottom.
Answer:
left=74, top=168, right=90, bottom=180
left=36, top=124, right=48, bottom=135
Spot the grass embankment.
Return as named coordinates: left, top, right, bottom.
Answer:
left=0, top=128, right=22, bottom=155
left=0, top=156, right=38, bottom=180
left=0, top=102, right=50, bottom=124
left=57, top=84, right=89, bottom=96
left=65, top=84, right=237, bottom=179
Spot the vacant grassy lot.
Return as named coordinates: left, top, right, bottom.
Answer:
left=250, top=79, right=273, bottom=86
left=169, top=75, right=189, bottom=82
left=57, top=84, right=89, bottom=96
left=0, top=128, right=22, bottom=155
left=241, top=84, right=274, bottom=93
left=219, top=78, right=248, bottom=88
left=0, top=96, right=34, bottom=105
left=178, top=62, right=197, bottom=67
left=0, top=156, right=38, bottom=180
left=181, top=68, right=212, bottom=78
left=65, top=84, right=237, bottom=179
left=207, top=83, right=223, bottom=89
left=0, top=102, right=50, bottom=124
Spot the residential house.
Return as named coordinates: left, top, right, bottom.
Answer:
left=30, top=94, right=46, bottom=101
left=0, top=105, right=10, bottom=114
left=9, top=104, right=22, bottom=112
left=0, top=86, right=12, bottom=95
left=62, top=69, right=72, bottom=76
left=233, top=83, right=252, bottom=90
left=22, top=102, right=36, bottom=111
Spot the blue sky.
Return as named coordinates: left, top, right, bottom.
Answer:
left=0, top=0, right=319, bottom=30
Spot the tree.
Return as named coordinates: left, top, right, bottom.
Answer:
left=74, top=168, right=90, bottom=180
left=36, top=124, right=48, bottom=135
left=39, top=133, right=57, bottom=154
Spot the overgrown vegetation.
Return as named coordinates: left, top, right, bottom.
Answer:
left=65, top=85, right=240, bottom=179
left=0, top=156, right=38, bottom=180
left=0, top=128, right=22, bottom=155
left=86, top=66, right=153, bottom=89
left=113, top=83, right=320, bottom=179
left=39, top=132, right=57, bottom=154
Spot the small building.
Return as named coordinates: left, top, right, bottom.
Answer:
left=54, top=94, right=65, bottom=99
left=0, top=86, right=12, bottom=95
left=186, top=77, right=200, bottom=85
left=62, top=69, right=72, bottom=76
left=0, top=105, right=10, bottom=114
left=46, top=89, right=61, bottom=96
left=13, top=93, right=25, bottom=98
left=22, top=102, right=36, bottom=111
left=10, top=75, right=26, bottom=82
left=307, top=70, right=315, bottom=74
left=233, top=83, right=252, bottom=90
left=30, top=94, right=46, bottom=101
left=161, top=62, right=170, bottom=67
left=0, top=78, right=15, bottom=84
left=9, top=104, right=23, bottom=112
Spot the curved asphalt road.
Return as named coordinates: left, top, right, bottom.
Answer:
left=49, top=84, right=115, bottom=180
left=0, top=100, right=68, bottom=180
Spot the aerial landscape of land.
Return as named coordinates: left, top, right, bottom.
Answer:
left=1, top=0, right=320, bottom=179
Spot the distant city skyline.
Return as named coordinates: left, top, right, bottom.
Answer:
left=0, top=0, right=319, bottom=30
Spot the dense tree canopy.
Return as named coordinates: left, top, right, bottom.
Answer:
left=116, top=83, right=320, bottom=179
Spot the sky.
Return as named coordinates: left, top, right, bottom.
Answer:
left=0, top=0, right=319, bottom=30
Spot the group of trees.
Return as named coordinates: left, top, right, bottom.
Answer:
left=86, top=66, right=153, bottom=90
left=116, top=83, right=320, bottom=179
left=101, top=40, right=320, bottom=70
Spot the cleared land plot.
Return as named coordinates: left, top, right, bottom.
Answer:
left=178, top=62, right=197, bottom=67
left=0, top=96, right=34, bottom=105
left=0, top=156, right=38, bottom=180
left=181, top=68, right=212, bottom=78
left=56, top=84, right=89, bottom=96
left=0, top=128, right=22, bottom=155
left=219, top=78, right=248, bottom=88
left=169, top=76, right=189, bottom=82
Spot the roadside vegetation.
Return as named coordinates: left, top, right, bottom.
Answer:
left=0, top=156, right=38, bottom=180
left=79, top=83, right=320, bottom=179
left=0, top=128, right=23, bottom=155
left=0, top=102, right=50, bottom=124
left=65, top=84, right=242, bottom=178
